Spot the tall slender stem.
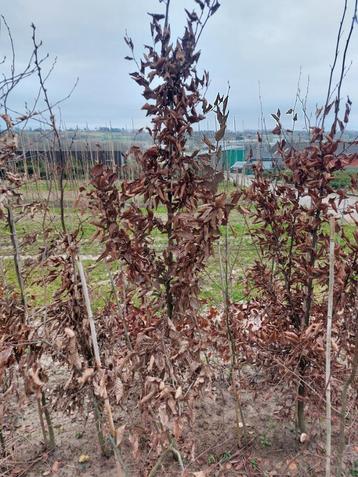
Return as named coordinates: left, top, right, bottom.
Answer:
left=7, top=205, right=28, bottom=322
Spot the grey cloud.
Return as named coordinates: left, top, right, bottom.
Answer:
left=1, top=0, right=357, bottom=129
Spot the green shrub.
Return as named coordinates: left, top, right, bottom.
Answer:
left=331, top=169, right=357, bottom=190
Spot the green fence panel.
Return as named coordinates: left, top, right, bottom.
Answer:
left=222, top=148, right=245, bottom=167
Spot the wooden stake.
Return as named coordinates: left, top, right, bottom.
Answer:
left=325, top=217, right=335, bottom=477
left=77, top=257, right=126, bottom=477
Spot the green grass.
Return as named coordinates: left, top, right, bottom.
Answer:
left=2, top=256, right=113, bottom=312
left=263, top=168, right=358, bottom=192
left=0, top=206, right=254, bottom=308
left=331, top=169, right=357, bottom=190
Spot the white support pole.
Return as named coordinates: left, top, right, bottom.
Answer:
left=325, top=217, right=335, bottom=477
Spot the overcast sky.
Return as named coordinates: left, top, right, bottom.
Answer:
left=1, top=0, right=358, bottom=130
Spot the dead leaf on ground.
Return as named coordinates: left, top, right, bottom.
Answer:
left=51, top=461, right=60, bottom=473
left=78, top=454, right=90, bottom=463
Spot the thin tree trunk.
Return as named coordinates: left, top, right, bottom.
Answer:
left=219, top=154, right=247, bottom=447
left=165, top=193, right=174, bottom=321
left=37, top=396, right=48, bottom=447
left=298, top=218, right=321, bottom=434
left=297, top=364, right=306, bottom=434
left=7, top=205, right=28, bottom=322
left=7, top=203, right=56, bottom=450
left=92, top=391, right=111, bottom=457
left=106, top=265, right=132, bottom=351
left=41, top=391, right=55, bottom=450
left=0, top=257, right=7, bottom=293
left=0, top=424, right=6, bottom=457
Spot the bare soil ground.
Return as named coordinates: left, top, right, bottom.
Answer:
left=2, top=371, right=357, bottom=477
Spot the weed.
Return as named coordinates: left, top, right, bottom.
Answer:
left=259, top=434, right=271, bottom=448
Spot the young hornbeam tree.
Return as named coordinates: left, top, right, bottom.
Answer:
left=89, top=0, right=240, bottom=471
left=0, top=19, right=60, bottom=452
left=120, top=0, right=233, bottom=320
left=235, top=0, right=358, bottom=450
left=26, top=23, right=125, bottom=468
left=1, top=18, right=118, bottom=465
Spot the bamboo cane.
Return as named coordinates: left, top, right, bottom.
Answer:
left=325, top=217, right=335, bottom=477
left=77, top=258, right=126, bottom=477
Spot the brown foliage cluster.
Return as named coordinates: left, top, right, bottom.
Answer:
left=234, top=116, right=358, bottom=423
left=84, top=1, right=242, bottom=464
left=90, top=0, right=234, bottom=319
